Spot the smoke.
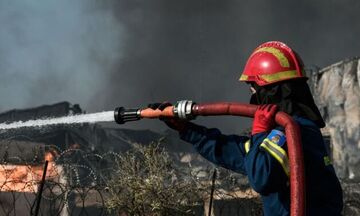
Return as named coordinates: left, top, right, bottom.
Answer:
left=1, top=0, right=360, bottom=133
left=0, top=0, right=124, bottom=113
left=102, top=0, right=360, bottom=133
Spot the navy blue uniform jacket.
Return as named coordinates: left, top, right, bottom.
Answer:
left=179, top=116, right=343, bottom=216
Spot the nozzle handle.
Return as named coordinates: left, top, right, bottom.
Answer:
left=114, top=107, right=141, bottom=124
left=139, top=100, right=196, bottom=120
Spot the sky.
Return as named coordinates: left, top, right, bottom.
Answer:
left=0, top=0, right=360, bottom=133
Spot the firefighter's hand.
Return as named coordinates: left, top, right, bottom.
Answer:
left=147, top=102, right=188, bottom=132
left=252, top=104, right=278, bottom=135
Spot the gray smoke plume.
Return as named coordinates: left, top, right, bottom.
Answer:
left=1, top=0, right=360, bottom=133
left=0, top=0, right=124, bottom=114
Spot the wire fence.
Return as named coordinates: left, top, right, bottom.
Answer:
left=0, top=143, right=111, bottom=216
left=0, top=137, right=358, bottom=216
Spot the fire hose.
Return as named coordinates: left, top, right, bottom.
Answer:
left=114, top=100, right=305, bottom=216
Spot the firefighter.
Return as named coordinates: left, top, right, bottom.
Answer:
left=149, top=41, right=343, bottom=216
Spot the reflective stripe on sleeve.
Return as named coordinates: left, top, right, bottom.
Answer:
left=260, top=138, right=290, bottom=177
left=245, top=140, right=251, bottom=154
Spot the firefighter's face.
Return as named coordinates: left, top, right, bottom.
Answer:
left=249, top=83, right=259, bottom=105
left=248, top=82, right=259, bottom=105
left=250, top=86, right=256, bottom=94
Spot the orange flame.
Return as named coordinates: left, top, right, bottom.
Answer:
left=0, top=150, right=61, bottom=192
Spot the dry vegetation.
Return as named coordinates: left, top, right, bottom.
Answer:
left=105, top=138, right=203, bottom=215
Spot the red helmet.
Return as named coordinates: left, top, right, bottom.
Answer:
left=239, top=41, right=307, bottom=86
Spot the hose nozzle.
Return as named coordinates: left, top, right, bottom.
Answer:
left=114, top=107, right=141, bottom=124
left=114, top=100, right=196, bottom=124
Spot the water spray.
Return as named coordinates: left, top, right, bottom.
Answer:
left=114, top=100, right=305, bottom=216
left=0, top=111, right=114, bottom=130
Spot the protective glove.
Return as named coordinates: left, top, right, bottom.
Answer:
left=147, top=102, right=189, bottom=132
left=252, top=104, right=278, bottom=135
